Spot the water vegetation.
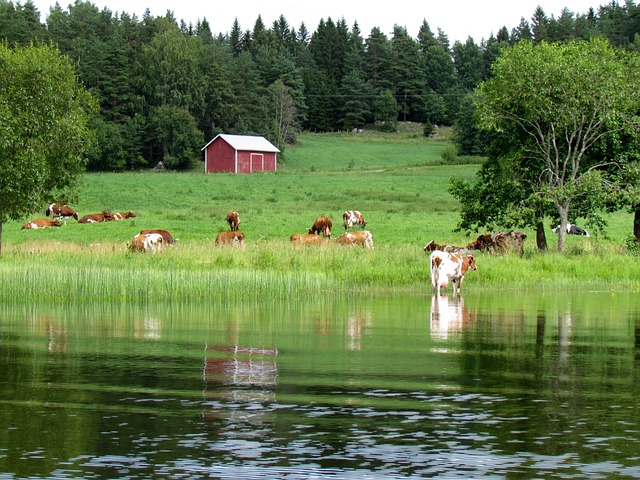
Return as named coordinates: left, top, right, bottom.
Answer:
left=2, top=127, right=639, bottom=302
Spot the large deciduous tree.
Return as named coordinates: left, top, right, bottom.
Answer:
left=0, top=42, right=96, bottom=255
left=474, top=38, right=640, bottom=252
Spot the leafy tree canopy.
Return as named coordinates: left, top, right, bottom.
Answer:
left=0, top=41, right=96, bottom=253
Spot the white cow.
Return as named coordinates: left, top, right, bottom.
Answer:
left=430, top=250, right=477, bottom=295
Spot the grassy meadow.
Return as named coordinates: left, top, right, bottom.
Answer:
left=2, top=124, right=640, bottom=303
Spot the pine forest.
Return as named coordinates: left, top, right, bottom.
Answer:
left=1, top=0, right=639, bottom=171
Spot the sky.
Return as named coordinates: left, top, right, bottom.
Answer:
left=30, top=0, right=601, bottom=44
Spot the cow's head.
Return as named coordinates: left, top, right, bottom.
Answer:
left=465, top=255, right=477, bottom=271
left=423, top=241, right=438, bottom=252
left=52, top=219, right=62, bottom=227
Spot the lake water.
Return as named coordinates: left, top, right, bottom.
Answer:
left=1, top=291, right=640, bottom=479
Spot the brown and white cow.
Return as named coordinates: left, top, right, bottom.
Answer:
left=22, top=218, right=62, bottom=229
left=430, top=250, right=477, bottom=296
left=215, top=231, right=245, bottom=247
left=130, top=232, right=164, bottom=253
left=140, top=229, right=176, bottom=245
left=307, top=216, right=332, bottom=237
left=290, top=233, right=324, bottom=246
left=467, top=231, right=527, bottom=256
left=226, top=211, right=241, bottom=231
left=423, top=240, right=468, bottom=253
left=336, top=230, right=374, bottom=249
left=78, top=211, right=112, bottom=223
left=109, top=211, right=136, bottom=221
left=46, top=203, right=79, bottom=224
left=343, top=210, right=367, bottom=230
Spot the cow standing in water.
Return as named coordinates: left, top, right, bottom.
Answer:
left=307, top=216, right=332, bottom=238
left=343, top=210, right=366, bottom=230
left=430, top=250, right=477, bottom=296
left=226, top=211, right=241, bottom=231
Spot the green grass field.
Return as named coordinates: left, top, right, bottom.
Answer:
left=2, top=125, right=639, bottom=302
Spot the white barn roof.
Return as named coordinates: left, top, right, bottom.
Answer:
left=202, top=134, right=280, bottom=153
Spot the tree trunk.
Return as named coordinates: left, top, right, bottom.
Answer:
left=634, top=208, right=640, bottom=243
left=557, top=206, right=569, bottom=253
left=536, top=221, right=548, bottom=252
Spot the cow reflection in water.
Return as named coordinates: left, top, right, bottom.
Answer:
left=430, top=294, right=476, bottom=341
left=346, top=311, right=371, bottom=350
left=202, top=345, right=278, bottom=422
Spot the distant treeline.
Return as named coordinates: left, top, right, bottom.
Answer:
left=1, top=0, right=639, bottom=170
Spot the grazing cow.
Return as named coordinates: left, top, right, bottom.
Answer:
left=46, top=203, right=79, bottom=224
left=78, top=211, right=112, bottom=223
left=290, top=233, right=324, bottom=246
left=226, top=211, right=241, bottom=231
left=343, top=210, right=367, bottom=230
left=336, top=230, right=374, bottom=249
left=130, top=232, right=164, bottom=253
left=109, top=211, right=136, bottom=221
left=22, top=218, right=62, bottom=229
left=467, top=231, right=527, bottom=256
left=423, top=240, right=468, bottom=253
left=140, top=229, right=176, bottom=245
left=307, top=216, right=333, bottom=237
left=215, top=231, right=245, bottom=247
left=430, top=250, right=477, bottom=296
left=552, top=223, right=589, bottom=236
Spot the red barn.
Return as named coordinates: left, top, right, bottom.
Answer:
left=202, top=134, right=280, bottom=174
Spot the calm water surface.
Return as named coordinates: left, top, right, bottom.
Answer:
left=1, top=292, right=640, bottom=479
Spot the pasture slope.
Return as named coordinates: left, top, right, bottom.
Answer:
left=2, top=125, right=640, bottom=300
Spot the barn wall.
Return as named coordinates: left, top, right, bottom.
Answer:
left=205, top=139, right=235, bottom=173
left=264, top=152, right=277, bottom=171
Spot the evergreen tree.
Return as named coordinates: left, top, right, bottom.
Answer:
left=390, top=25, right=426, bottom=122
left=229, top=18, right=243, bottom=55
left=364, top=27, right=392, bottom=92
left=453, top=37, right=484, bottom=91
left=531, top=6, right=551, bottom=43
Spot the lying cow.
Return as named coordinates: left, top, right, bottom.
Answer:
left=336, top=230, right=374, bottom=249
left=467, top=231, right=526, bottom=256
left=430, top=250, right=477, bottom=296
left=130, top=232, right=164, bottom=253
left=226, top=211, right=241, bottom=231
left=140, top=229, right=175, bottom=245
left=290, top=233, right=324, bottom=246
left=215, top=231, right=245, bottom=247
left=423, top=240, right=468, bottom=253
left=46, top=203, right=79, bottom=224
left=78, top=211, right=113, bottom=223
left=343, top=210, right=366, bottom=230
left=308, top=216, right=332, bottom=237
left=552, top=223, right=589, bottom=236
left=109, top=211, right=136, bottom=221
left=22, top=218, right=62, bottom=229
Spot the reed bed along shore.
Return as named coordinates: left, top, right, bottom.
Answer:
left=1, top=240, right=639, bottom=304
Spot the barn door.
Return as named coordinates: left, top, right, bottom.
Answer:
left=251, top=153, right=264, bottom=172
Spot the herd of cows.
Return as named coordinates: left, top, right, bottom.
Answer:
left=22, top=203, right=589, bottom=295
